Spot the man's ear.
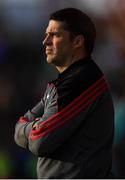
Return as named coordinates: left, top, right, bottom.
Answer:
left=73, top=35, right=84, bottom=48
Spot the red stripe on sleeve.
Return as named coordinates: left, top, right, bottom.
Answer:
left=29, top=85, right=107, bottom=139
left=38, top=77, right=105, bottom=128
left=29, top=77, right=108, bottom=139
left=31, top=79, right=106, bottom=135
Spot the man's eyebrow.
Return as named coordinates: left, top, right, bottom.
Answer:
left=45, top=30, right=61, bottom=36
left=46, top=29, right=60, bottom=33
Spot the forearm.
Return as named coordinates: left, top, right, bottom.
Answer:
left=14, top=120, right=32, bottom=149
left=24, top=100, right=44, bottom=122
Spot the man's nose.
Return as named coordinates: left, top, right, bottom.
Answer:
left=43, top=35, right=52, bottom=46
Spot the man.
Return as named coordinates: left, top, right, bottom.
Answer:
left=14, top=8, right=114, bottom=178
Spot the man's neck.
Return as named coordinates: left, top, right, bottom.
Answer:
left=56, top=53, right=87, bottom=73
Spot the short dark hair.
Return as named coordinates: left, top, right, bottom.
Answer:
left=49, top=8, right=96, bottom=55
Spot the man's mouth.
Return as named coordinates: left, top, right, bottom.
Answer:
left=46, top=49, right=53, bottom=54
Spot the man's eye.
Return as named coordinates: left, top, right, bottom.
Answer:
left=54, top=33, right=61, bottom=37
left=51, top=33, right=57, bottom=36
left=44, top=32, right=60, bottom=38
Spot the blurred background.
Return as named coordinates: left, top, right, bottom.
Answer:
left=0, top=0, right=125, bottom=178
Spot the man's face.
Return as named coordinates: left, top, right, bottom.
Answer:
left=43, top=20, right=75, bottom=66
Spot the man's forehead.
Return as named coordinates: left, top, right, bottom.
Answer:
left=46, top=20, right=64, bottom=32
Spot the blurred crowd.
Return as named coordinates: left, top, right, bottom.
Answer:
left=0, top=0, right=125, bottom=178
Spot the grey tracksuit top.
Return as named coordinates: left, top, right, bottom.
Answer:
left=14, top=56, right=114, bottom=178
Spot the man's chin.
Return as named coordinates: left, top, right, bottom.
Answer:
left=46, top=56, right=53, bottom=64
left=46, top=56, right=56, bottom=64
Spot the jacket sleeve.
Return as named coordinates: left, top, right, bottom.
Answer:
left=27, top=77, right=109, bottom=156
left=24, top=101, right=44, bottom=122
left=14, top=99, right=44, bottom=149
